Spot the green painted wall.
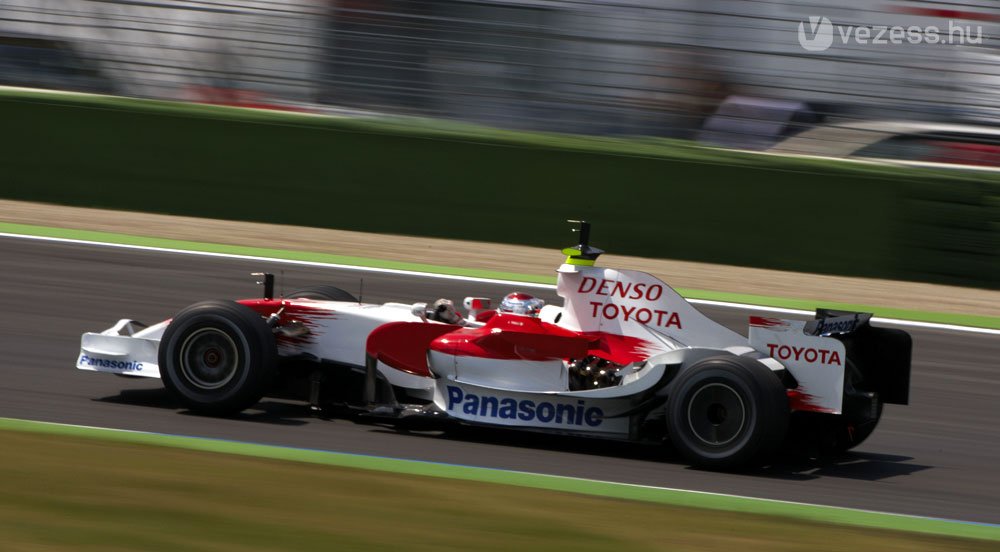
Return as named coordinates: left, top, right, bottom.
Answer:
left=3, top=91, right=997, bottom=288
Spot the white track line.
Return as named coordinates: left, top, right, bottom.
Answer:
left=3, top=231, right=998, bottom=336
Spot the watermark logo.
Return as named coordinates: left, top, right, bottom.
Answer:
left=798, top=16, right=834, bottom=52
left=797, top=16, right=983, bottom=52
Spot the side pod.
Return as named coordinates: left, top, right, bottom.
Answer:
left=365, top=321, right=458, bottom=378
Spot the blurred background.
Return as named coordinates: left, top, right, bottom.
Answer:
left=3, top=0, right=1000, bottom=167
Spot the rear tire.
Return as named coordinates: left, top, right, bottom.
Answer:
left=285, top=285, right=358, bottom=302
left=813, top=401, right=883, bottom=454
left=796, top=360, right=883, bottom=455
left=667, top=356, right=789, bottom=470
left=840, top=399, right=883, bottom=451
left=159, top=300, right=277, bottom=415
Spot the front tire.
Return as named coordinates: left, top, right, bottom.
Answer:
left=667, top=356, right=789, bottom=470
left=159, top=300, right=277, bottom=415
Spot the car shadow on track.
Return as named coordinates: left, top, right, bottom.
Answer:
left=365, top=423, right=675, bottom=462
left=366, top=423, right=931, bottom=481
left=91, top=392, right=932, bottom=481
left=96, top=388, right=179, bottom=410
left=759, top=451, right=931, bottom=481
left=94, top=390, right=312, bottom=427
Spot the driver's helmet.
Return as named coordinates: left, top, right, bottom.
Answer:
left=499, top=292, right=545, bottom=317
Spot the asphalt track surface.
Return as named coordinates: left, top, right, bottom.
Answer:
left=2, top=236, right=999, bottom=524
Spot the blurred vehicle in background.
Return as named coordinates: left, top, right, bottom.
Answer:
left=767, top=120, right=1000, bottom=171
left=1, top=1, right=999, bottom=142
left=696, top=95, right=824, bottom=151
left=0, top=33, right=115, bottom=94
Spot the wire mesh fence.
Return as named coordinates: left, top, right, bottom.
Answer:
left=3, top=0, right=1000, bottom=164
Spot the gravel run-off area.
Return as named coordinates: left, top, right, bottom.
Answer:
left=1, top=199, right=996, bottom=318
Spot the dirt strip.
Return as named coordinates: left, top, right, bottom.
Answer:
left=1, top=199, right=996, bottom=318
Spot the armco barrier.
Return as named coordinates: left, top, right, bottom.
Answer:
left=2, top=91, right=997, bottom=289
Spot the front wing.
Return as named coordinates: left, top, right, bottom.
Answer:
left=77, top=319, right=165, bottom=378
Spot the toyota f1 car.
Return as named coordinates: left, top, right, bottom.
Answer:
left=77, top=222, right=912, bottom=469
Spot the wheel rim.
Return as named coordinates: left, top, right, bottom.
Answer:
left=687, top=382, right=747, bottom=446
left=178, top=328, right=240, bottom=390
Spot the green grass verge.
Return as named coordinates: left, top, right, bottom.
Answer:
left=2, top=418, right=998, bottom=550
left=1, top=221, right=998, bottom=330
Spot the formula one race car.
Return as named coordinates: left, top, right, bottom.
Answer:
left=77, top=222, right=912, bottom=469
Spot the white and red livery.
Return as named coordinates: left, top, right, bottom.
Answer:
left=77, top=222, right=911, bottom=468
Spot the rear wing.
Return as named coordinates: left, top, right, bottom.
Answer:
left=749, top=317, right=846, bottom=413
left=810, top=309, right=912, bottom=405
left=750, top=311, right=911, bottom=414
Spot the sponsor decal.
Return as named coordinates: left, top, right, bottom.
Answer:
left=446, top=385, right=603, bottom=427
left=812, top=317, right=859, bottom=335
left=578, top=277, right=664, bottom=301
left=78, top=354, right=143, bottom=372
left=577, top=276, right=681, bottom=329
left=766, top=344, right=842, bottom=366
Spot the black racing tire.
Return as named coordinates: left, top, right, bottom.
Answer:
left=817, top=400, right=883, bottom=454
left=834, top=359, right=884, bottom=453
left=846, top=399, right=883, bottom=450
left=799, top=359, right=883, bottom=455
left=667, top=356, right=789, bottom=470
left=158, top=300, right=277, bottom=415
left=285, top=285, right=358, bottom=302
